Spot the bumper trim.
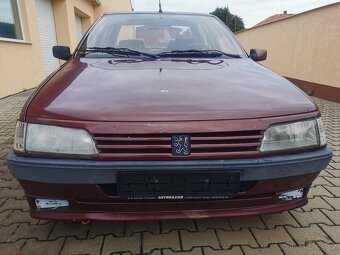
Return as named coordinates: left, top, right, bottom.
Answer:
left=30, top=197, right=308, bottom=221
left=6, top=147, right=332, bottom=184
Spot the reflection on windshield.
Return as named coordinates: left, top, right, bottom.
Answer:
left=78, top=13, right=246, bottom=58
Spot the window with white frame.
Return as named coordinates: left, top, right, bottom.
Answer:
left=0, top=0, right=23, bottom=40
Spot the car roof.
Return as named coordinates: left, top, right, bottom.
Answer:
left=103, top=12, right=214, bottom=17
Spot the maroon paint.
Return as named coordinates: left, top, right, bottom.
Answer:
left=19, top=172, right=317, bottom=221
left=14, top=48, right=325, bottom=220
left=25, top=58, right=316, bottom=122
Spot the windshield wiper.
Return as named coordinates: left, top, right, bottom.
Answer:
left=157, top=50, right=241, bottom=59
left=77, top=47, right=159, bottom=59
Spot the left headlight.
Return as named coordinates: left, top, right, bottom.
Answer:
left=14, top=121, right=98, bottom=156
left=260, top=118, right=327, bottom=152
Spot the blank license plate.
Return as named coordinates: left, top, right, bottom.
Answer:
left=117, top=171, right=240, bottom=200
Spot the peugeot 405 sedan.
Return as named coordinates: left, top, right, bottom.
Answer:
left=7, top=12, right=332, bottom=221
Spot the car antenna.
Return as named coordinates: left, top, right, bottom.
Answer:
left=159, top=0, right=163, bottom=13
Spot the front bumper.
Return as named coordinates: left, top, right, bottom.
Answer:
left=6, top=147, right=332, bottom=184
left=6, top=147, right=333, bottom=221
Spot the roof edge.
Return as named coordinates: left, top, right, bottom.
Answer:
left=102, top=11, right=213, bottom=16
left=236, top=2, right=340, bottom=34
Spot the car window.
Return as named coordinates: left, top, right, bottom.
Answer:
left=80, top=13, right=246, bottom=57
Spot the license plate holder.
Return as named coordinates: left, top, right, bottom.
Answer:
left=117, top=171, right=240, bottom=200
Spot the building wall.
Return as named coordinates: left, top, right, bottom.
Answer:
left=236, top=3, right=340, bottom=102
left=0, top=0, right=132, bottom=98
left=0, top=1, right=45, bottom=98
left=94, top=0, right=133, bottom=18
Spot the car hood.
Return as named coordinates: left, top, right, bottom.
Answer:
left=27, top=57, right=317, bottom=122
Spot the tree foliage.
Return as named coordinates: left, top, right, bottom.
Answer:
left=210, top=7, right=245, bottom=32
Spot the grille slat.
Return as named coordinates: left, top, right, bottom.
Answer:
left=93, top=131, right=263, bottom=160
left=93, top=137, right=171, bottom=142
left=96, top=151, right=260, bottom=160
left=97, top=144, right=171, bottom=150
left=97, top=143, right=261, bottom=150
left=191, top=135, right=263, bottom=141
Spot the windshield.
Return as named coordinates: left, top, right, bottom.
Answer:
left=78, top=13, right=247, bottom=58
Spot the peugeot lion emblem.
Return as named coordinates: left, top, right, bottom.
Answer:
left=171, top=135, right=191, bottom=156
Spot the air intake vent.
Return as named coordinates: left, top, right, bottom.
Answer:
left=93, top=130, right=263, bottom=160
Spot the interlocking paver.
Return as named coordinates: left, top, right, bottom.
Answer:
left=0, top=172, right=16, bottom=181
left=1, top=88, right=340, bottom=254
left=0, top=197, right=6, bottom=207
left=22, top=238, right=64, bottom=255
left=312, top=177, right=334, bottom=187
left=180, top=229, right=220, bottom=250
left=319, top=225, right=340, bottom=243
left=250, top=226, right=295, bottom=247
left=286, top=224, right=332, bottom=245
left=321, top=209, right=340, bottom=225
left=143, top=230, right=181, bottom=253
left=161, top=219, right=196, bottom=233
left=319, top=170, right=333, bottom=177
left=324, top=177, right=340, bottom=186
left=49, top=222, right=89, bottom=240
left=280, top=243, right=324, bottom=255
left=0, top=210, right=12, bottom=224
left=216, top=228, right=257, bottom=249
left=101, top=233, right=141, bottom=255
left=0, top=224, right=18, bottom=242
left=0, top=188, right=25, bottom=199
left=164, top=247, right=203, bottom=255
left=242, top=244, right=284, bottom=255
left=125, top=220, right=160, bottom=235
left=317, top=242, right=340, bottom=255
left=0, top=198, right=29, bottom=212
left=0, top=240, right=24, bottom=255
left=330, top=163, right=340, bottom=169
left=0, top=180, right=21, bottom=189
left=3, top=210, right=39, bottom=226
left=195, top=218, right=231, bottom=232
left=327, top=169, right=340, bottom=178
left=203, top=246, right=243, bottom=255
left=308, top=186, right=334, bottom=198
left=301, top=197, right=333, bottom=211
left=88, top=221, right=125, bottom=238
left=229, top=216, right=266, bottom=230
left=323, top=197, right=340, bottom=210
left=290, top=210, right=333, bottom=227
left=8, top=222, right=54, bottom=242
left=148, top=250, right=162, bottom=255
left=261, top=212, right=299, bottom=229
left=61, top=236, right=103, bottom=255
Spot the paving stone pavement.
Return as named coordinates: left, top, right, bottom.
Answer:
left=0, top=90, right=340, bottom=255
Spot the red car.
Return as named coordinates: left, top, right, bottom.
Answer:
left=7, top=12, right=332, bottom=221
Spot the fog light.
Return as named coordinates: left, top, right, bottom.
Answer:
left=35, top=199, right=69, bottom=209
left=278, top=189, right=304, bottom=200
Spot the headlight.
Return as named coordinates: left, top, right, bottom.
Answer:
left=14, top=121, right=26, bottom=152
left=260, top=118, right=327, bottom=152
left=317, top=118, right=327, bottom=146
left=13, top=121, right=98, bottom=156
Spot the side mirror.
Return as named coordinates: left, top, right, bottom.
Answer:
left=53, top=46, right=72, bottom=61
left=250, top=49, right=267, bottom=62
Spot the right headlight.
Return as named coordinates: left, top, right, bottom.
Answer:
left=13, top=121, right=98, bottom=156
left=260, top=118, right=327, bottom=152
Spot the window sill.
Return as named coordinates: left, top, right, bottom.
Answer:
left=0, top=37, right=31, bottom=45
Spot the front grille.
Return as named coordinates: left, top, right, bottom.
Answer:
left=93, top=130, right=263, bottom=160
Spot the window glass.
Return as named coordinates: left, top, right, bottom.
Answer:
left=0, top=0, right=23, bottom=40
left=82, top=14, right=246, bottom=57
